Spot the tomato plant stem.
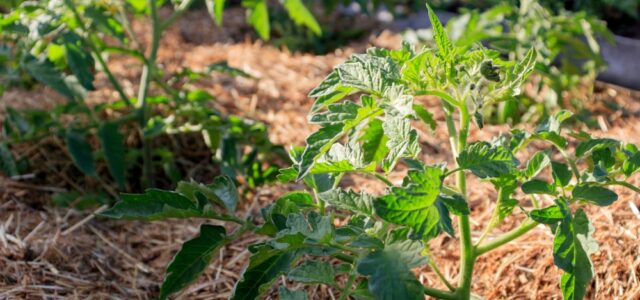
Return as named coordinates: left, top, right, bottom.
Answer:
left=456, top=101, right=474, bottom=300
left=423, top=286, right=457, bottom=300
left=137, top=0, right=162, bottom=187
left=475, top=219, right=538, bottom=256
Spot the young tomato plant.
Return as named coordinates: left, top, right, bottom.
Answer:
left=0, top=0, right=318, bottom=195
left=103, top=5, right=640, bottom=300
left=407, top=0, right=612, bottom=125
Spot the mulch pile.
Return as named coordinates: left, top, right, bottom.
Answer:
left=1, top=8, right=640, bottom=300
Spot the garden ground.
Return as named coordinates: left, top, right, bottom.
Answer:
left=1, top=8, right=640, bottom=300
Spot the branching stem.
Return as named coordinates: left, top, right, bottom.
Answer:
left=475, top=218, right=539, bottom=256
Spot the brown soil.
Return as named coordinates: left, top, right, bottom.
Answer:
left=2, top=8, right=640, bottom=300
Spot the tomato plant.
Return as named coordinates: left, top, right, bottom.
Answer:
left=407, top=0, right=612, bottom=125
left=103, top=4, right=640, bottom=299
left=0, top=0, right=322, bottom=196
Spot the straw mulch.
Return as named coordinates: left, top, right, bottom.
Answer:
left=1, top=8, right=640, bottom=300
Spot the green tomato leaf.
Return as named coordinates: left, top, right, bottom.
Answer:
left=357, top=239, right=427, bottom=300
left=623, top=151, right=640, bottom=177
left=65, top=128, right=96, bottom=177
left=176, top=176, right=238, bottom=213
left=297, top=124, right=345, bottom=180
left=412, top=104, right=437, bottom=131
left=205, top=0, right=225, bottom=26
left=530, top=205, right=564, bottom=224
left=426, top=3, right=453, bottom=60
left=101, top=189, right=218, bottom=220
left=572, top=184, right=618, bottom=206
left=288, top=260, right=335, bottom=285
left=361, top=119, right=389, bottom=164
left=282, top=0, right=321, bottom=35
left=522, top=179, right=557, bottom=195
left=279, top=286, right=308, bottom=300
left=0, top=142, right=18, bottom=177
left=551, top=161, right=573, bottom=187
left=382, top=115, right=419, bottom=172
left=374, top=166, right=443, bottom=239
left=64, top=42, right=95, bottom=90
left=575, top=138, right=620, bottom=158
left=336, top=54, right=400, bottom=95
left=457, top=142, right=518, bottom=178
left=23, top=55, right=76, bottom=101
left=318, top=189, right=374, bottom=216
left=525, top=151, right=550, bottom=179
left=552, top=206, right=598, bottom=300
left=536, top=110, right=573, bottom=134
left=159, top=224, right=227, bottom=300
left=242, top=0, right=270, bottom=40
left=437, top=193, right=469, bottom=216
left=97, top=122, right=126, bottom=189
left=231, top=247, right=299, bottom=300
left=308, top=71, right=354, bottom=113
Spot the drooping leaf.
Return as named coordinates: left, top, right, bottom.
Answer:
left=437, top=193, right=470, bottom=216
left=457, top=142, right=518, bottom=178
left=374, top=166, right=443, bottom=239
left=23, top=55, right=76, bottom=101
left=572, top=184, right=617, bottom=206
left=552, top=206, right=598, bottom=300
left=64, top=42, right=95, bottom=90
left=100, top=189, right=216, bottom=220
left=357, top=239, right=427, bottom=300
left=318, top=189, right=374, bottom=216
left=97, top=122, right=126, bottom=189
left=159, top=224, right=227, bottom=300
left=231, top=247, right=298, bottom=300
left=282, top=0, right=321, bottom=35
left=65, top=128, right=96, bottom=177
left=288, top=260, right=336, bottom=285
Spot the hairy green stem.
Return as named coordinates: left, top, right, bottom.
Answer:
left=475, top=219, right=538, bottom=256
left=339, top=268, right=358, bottom=300
left=455, top=101, right=474, bottom=300
left=137, top=0, right=162, bottom=187
left=429, top=259, right=456, bottom=292
left=607, top=180, right=640, bottom=193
